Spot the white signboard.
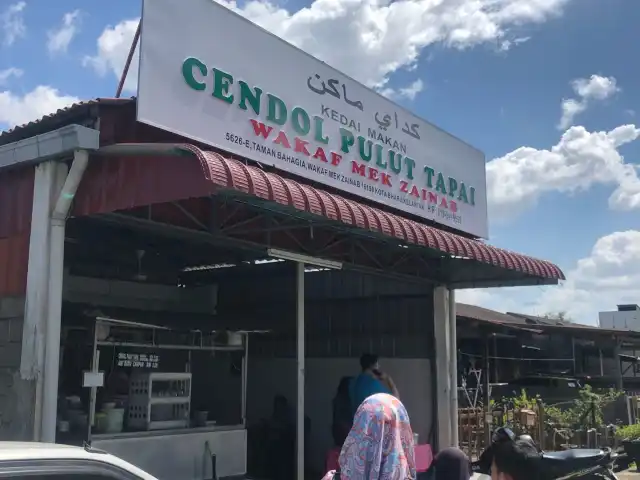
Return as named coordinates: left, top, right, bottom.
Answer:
left=117, top=352, right=159, bottom=369
left=138, top=0, right=489, bottom=238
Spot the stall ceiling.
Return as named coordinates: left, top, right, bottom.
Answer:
left=64, top=216, right=434, bottom=358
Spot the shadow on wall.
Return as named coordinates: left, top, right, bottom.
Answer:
left=246, top=357, right=432, bottom=474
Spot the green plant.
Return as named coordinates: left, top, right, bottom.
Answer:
left=491, top=389, right=540, bottom=435
left=616, top=423, right=640, bottom=441
left=509, top=389, right=538, bottom=410
left=545, top=385, right=623, bottom=429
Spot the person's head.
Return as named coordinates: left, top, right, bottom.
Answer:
left=338, top=393, right=416, bottom=479
left=433, top=447, right=470, bottom=480
left=491, top=438, right=542, bottom=480
left=359, top=353, right=379, bottom=373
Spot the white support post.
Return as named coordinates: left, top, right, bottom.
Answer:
left=22, top=162, right=58, bottom=441
left=433, top=286, right=452, bottom=449
left=42, top=150, right=89, bottom=442
left=448, top=289, right=458, bottom=447
left=295, top=262, right=305, bottom=480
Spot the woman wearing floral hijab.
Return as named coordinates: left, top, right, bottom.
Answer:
left=322, top=393, right=416, bottom=480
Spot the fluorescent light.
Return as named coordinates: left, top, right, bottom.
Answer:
left=253, top=258, right=284, bottom=265
left=182, top=263, right=236, bottom=272
left=267, top=248, right=342, bottom=270
left=305, top=267, right=330, bottom=273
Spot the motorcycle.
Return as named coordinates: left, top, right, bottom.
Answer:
left=470, top=427, right=619, bottom=480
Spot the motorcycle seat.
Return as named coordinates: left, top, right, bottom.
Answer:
left=542, top=448, right=611, bottom=471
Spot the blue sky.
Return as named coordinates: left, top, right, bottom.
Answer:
left=1, top=0, right=639, bottom=324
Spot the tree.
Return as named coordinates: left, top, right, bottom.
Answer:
left=544, top=311, right=572, bottom=323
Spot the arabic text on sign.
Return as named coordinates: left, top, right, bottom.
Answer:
left=306, top=73, right=364, bottom=111
left=374, top=111, right=421, bottom=140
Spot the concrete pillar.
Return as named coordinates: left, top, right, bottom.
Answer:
left=433, top=286, right=452, bottom=449
left=21, top=160, right=62, bottom=440
left=0, top=296, right=35, bottom=440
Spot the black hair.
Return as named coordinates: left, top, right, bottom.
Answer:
left=492, top=438, right=542, bottom=480
left=434, top=447, right=470, bottom=480
left=359, top=353, right=379, bottom=371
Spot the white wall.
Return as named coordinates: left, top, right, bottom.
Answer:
left=599, top=309, right=640, bottom=330
left=246, top=357, right=432, bottom=473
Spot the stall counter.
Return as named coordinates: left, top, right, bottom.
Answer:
left=91, top=425, right=246, bottom=480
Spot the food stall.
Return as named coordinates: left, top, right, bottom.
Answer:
left=59, top=316, right=254, bottom=479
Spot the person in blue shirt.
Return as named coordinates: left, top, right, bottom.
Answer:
left=349, top=353, right=400, bottom=415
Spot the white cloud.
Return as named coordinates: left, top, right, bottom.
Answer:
left=537, top=230, right=640, bottom=321
left=84, top=0, right=569, bottom=93
left=498, top=36, right=530, bottom=52
left=0, top=86, right=80, bottom=129
left=460, top=230, right=640, bottom=326
left=1, top=1, right=26, bottom=47
left=558, top=75, right=619, bottom=130
left=380, top=79, right=424, bottom=101
left=487, top=124, right=640, bottom=220
left=47, top=10, right=82, bottom=55
left=83, top=19, right=139, bottom=93
left=0, top=67, right=23, bottom=85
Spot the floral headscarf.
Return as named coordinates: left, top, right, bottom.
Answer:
left=326, top=393, right=416, bottom=480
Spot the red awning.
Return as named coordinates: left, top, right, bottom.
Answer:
left=86, top=143, right=564, bottom=281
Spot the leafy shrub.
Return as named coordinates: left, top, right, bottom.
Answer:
left=615, top=423, right=640, bottom=441
left=544, top=385, right=622, bottom=429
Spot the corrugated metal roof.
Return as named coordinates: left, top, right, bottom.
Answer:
left=507, top=311, right=580, bottom=327
left=456, top=303, right=640, bottom=340
left=75, top=143, right=566, bottom=281
left=0, top=97, right=135, bottom=145
left=457, top=303, right=526, bottom=325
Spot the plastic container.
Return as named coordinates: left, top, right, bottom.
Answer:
left=105, top=408, right=125, bottom=433
left=95, top=412, right=108, bottom=432
left=194, top=411, right=208, bottom=427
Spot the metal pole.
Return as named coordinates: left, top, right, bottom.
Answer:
left=483, top=335, right=491, bottom=447
left=87, top=323, right=99, bottom=443
left=599, top=348, right=604, bottom=376
left=448, top=289, right=458, bottom=447
left=295, top=262, right=305, bottom=480
left=571, top=336, right=576, bottom=375
left=614, top=340, right=624, bottom=390
left=115, top=21, right=141, bottom=98
left=241, top=334, right=248, bottom=427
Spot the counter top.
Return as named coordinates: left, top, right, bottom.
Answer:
left=92, top=424, right=244, bottom=440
